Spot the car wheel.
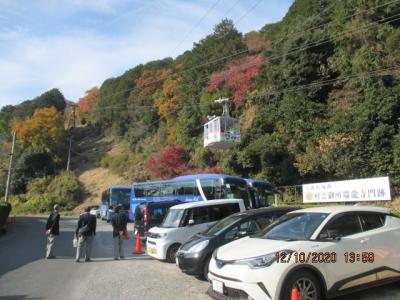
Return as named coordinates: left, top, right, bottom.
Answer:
left=166, top=244, right=180, bottom=263
left=281, top=270, right=322, bottom=300
left=202, top=255, right=211, bottom=281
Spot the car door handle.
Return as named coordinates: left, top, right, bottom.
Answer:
left=360, top=238, right=370, bottom=244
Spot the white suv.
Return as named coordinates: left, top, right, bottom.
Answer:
left=208, top=206, right=400, bottom=300
left=146, top=199, right=245, bottom=263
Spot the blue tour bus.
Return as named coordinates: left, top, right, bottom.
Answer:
left=100, top=185, right=131, bottom=222
left=245, top=178, right=275, bottom=207
left=129, top=174, right=271, bottom=221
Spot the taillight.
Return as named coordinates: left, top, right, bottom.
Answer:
left=144, top=206, right=148, bottom=226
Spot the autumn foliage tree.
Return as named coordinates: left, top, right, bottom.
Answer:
left=135, top=68, right=171, bottom=97
left=78, top=87, right=99, bottom=117
left=208, top=54, right=264, bottom=107
left=244, top=31, right=268, bottom=53
left=12, top=107, right=66, bottom=163
left=145, top=144, right=192, bottom=179
left=154, top=76, right=182, bottom=143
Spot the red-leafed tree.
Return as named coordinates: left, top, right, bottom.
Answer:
left=145, top=144, right=192, bottom=179
left=208, top=54, right=264, bottom=107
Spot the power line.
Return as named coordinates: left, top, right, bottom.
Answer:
left=85, top=10, right=400, bottom=114
left=169, top=0, right=223, bottom=56
left=272, top=0, right=400, bottom=47
left=235, top=0, right=264, bottom=24
left=221, top=0, right=242, bottom=19
left=86, top=0, right=399, bottom=107
left=68, top=64, right=399, bottom=161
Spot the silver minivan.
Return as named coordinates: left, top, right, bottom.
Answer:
left=146, top=199, right=246, bottom=262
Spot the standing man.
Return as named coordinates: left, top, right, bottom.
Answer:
left=45, top=204, right=60, bottom=259
left=133, top=204, right=143, bottom=235
left=75, top=206, right=96, bottom=262
left=111, top=205, right=128, bottom=260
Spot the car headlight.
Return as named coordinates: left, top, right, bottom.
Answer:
left=152, top=232, right=167, bottom=239
left=243, top=253, right=277, bottom=268
left=234, top=250, right=293, bottom=269
left=187, top=240, right=209, bottom=254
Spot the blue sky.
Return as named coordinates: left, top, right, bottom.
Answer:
left=0, top=0, right=293, bottom=108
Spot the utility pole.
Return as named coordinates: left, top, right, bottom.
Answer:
left=66, top=104, right=76, bottom=171
left=72, top=105, right=76, bottom=128
left=66, top=134, right=72, bottom=171
left=4, top=132, right=16, bottom=202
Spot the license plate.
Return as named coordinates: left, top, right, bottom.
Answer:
left=212, top=279, right=224, bottom=294
left=147, top=247, right=154, bottom=254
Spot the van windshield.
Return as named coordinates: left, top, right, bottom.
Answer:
left=160, top=209, right=185, bottom=228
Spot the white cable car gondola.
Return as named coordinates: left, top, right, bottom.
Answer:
left=203, top=98, right=240, bottom=149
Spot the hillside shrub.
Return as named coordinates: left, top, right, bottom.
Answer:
left=10, top=171, right=82, bottom=214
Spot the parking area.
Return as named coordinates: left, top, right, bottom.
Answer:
left=0, top=216, right=399, bottom=300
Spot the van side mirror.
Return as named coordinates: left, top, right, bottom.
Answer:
left=188, top=219, right=195, bottom=226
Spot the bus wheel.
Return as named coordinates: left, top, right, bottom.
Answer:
left=166, top=244, right=180, bottom=263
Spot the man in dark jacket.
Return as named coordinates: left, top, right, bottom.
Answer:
left=75, top=206, right=97, bottom=262
left=111, top=205, right=128, bottom=260
left=45, top=204, right=60, bottom=259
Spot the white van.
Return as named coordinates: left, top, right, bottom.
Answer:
left=146, top=199, right=245, bottom=262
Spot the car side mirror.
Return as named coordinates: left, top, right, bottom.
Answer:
left=188, top=219, right=195, bottom=226
left=236, top=231, right=247, bottom=238
left=320, top=233, right=341, bottom=241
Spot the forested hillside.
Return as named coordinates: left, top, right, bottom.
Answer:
left=86, top=0, right=400, bottom=187
left=1, top=0, right=400, bottom=212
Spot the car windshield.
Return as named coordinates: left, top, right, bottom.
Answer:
left=255, top=212, right=329, bottom=241
left=160, top=209, right=185, bottom=228
left=205, top=214, right=242, bottom=236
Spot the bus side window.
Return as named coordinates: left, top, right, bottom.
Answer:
left=135, top=187, right=144, bottom=197
left=200, top=179, right=222, bottom=200
left=176, top=181, right=198, bottom=196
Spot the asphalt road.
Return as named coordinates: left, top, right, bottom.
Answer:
left=0, top=217, right=399, bottom=300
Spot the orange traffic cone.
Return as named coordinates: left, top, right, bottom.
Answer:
left=291, top=287, right=300, bottom=300
left=133, top=230, right=143, bottom=254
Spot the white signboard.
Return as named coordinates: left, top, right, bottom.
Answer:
left=302, top=176, right=391, bottom=203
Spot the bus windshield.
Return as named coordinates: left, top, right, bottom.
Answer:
left=252, top=182, right=274, bottom=207
left=111, top=188, right=131, bottom=207
left=223, top=178, right=251, bottom=208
